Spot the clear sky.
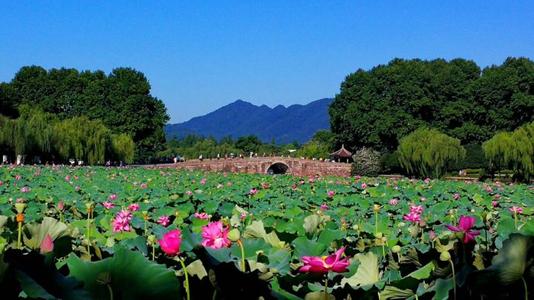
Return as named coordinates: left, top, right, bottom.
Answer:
left=1, top=1, right=533, bottom=123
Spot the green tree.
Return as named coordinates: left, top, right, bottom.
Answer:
left=3, top=66, right=169, bottom=163
left=330, top=57, right=534, bottom=151
left=483, top=122, right=534, bottom=181
left=53, top=116, right=111, bottom=165
left=397, top=128, right=466, bottom=178
left=296, top=141, right=330, bottom=159
left=235, top=135, right=262, bottom=154
left=111, top=134, right=136, bottom=164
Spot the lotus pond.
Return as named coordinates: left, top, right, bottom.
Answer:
left=0, top=166, right=533, bottom=299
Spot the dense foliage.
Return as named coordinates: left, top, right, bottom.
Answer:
left=0, top=107, right=135, bottom=164
left=159, top=134, right=300, bottom=161
left=483, top=121, right=534, bottom=180
left=0, top=66, right=169, bottom=162
left=296, top=130, right=336, bottom=159
left=0, top=166, right=532, bottom=299
left=330, top=57, right=534, bottom=152
left=397, top=128, right=466, bottom=178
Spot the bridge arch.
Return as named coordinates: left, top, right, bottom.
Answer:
left=266, top=162, right=290, bottom=175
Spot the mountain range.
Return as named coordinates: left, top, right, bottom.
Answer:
left=165, top=98, right=333, bottom=144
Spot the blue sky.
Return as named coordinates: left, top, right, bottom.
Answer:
left=1, top=1, right=533, bottom=123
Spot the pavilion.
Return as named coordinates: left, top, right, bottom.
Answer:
left=330, top=144, right=352, bottom=163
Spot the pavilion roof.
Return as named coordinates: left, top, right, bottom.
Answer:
left=330, top=144, right=352, bottom=158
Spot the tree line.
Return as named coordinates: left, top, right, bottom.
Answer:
left=329, top=57, right=534, bottom=180
left=0, top=106, right=134, bottom=165
left=0, top=66, right=168, bottom=163
left=158, top=135, right=302, bottom=161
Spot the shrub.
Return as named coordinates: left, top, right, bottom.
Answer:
left=351, top=147, right=381, bottom=176
left=397, top=128, right=466, bottom=178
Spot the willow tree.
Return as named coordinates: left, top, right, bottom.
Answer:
left=397, top=128, right=466, bottom=178
left=111, top=133, right=135, bottom=163
left=483, top=122, right=534, bottom=180
left=53, top=116, right=111, bottom=165
left=18, top=106, right=58, bottom=156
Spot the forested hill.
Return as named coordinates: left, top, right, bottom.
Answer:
left=165, top=98, right=332, bottom=144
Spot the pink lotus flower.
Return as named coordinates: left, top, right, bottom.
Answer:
left=410, top=205, right=424, bottom=214
left=40, top=234, right=54, bottom=254
left=494, top=194, right=501, bottom=200
left=185, top=190, right=193, bottom=196
left=108, top=194, right=118, bottom=201
left=327, top=190, right=335, bottom=198
left=112, top=210, right=132, bottom=232
left=249, top=188, right=258, bottom=195
left=128, top=203, right=140, bottom=211
left=0, top=180, right=3, bottom=186
left=102, top=201, right=114, bottom=209
left=509, top=206, right=523, bottom=214
left=140, top=183, right=148, bottom=189
left=361, top=183, right=367, bottom=189
left=424, top=178, right=431, bottom=184
left=201, top=221, right=231, bottom=249
left=429, top=230, right=436, bottom=240
left=20, top=186, right=30, bottom=193
left=453, top=193, right=460, bottom=200
left=261, top=182, right=270, bottom=189
left=194, top=212, right=210, bottom=220
left=158, top=215, right=170, bottom=227
left=446, top=215, right=480, bottom=244
left=200, top=178, right=207, bottom=185
left=492, top=200, right=499, bottom=207
left=159, top=229, right=182, bottom=256
left=299, top=247, right=350, bottom=274
left=403, top=212, right=421, bottom=223
left=240, top=212, right=248, bottom=220
left=320, top=203, right=329, bottom=210
left=65, top=175, right=71, bottom=182
left=389, top=198, right=399, bottom=206
left=57, top=201, right=64, bottom=211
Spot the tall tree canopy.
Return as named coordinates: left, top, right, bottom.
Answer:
left=330, top=57, right=534, bottom=152
left=1, top=66, right=168, bottom=162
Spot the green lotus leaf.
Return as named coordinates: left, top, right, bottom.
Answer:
left=341, top=252, right=380, bottom=289
left=66, top=247, right=181, bottom=299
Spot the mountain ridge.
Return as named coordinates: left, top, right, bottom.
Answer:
left=165, top=98, right=332, bottom=144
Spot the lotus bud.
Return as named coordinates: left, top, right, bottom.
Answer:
left=375, top=232, right=383, bottom=239
left=391, top=245, right=401, bottom=253
left=147, top=235, right=157, bottom=245
left=439, top=251, right=451, bottom=261
left=352, top=224, right=359, bottom=231
left=228, top=228, right=241, bottom=242
left=373, top=204, right=381, bottom=213
left=85, top=202, right=94, bottom=212
left=15, top=202, right=26, bottom=214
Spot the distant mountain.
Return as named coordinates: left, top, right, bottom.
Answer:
left=165, top=98, right=333, bottom=144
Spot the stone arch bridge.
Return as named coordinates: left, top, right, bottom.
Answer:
left=154, top=157, right=352, bottom=177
